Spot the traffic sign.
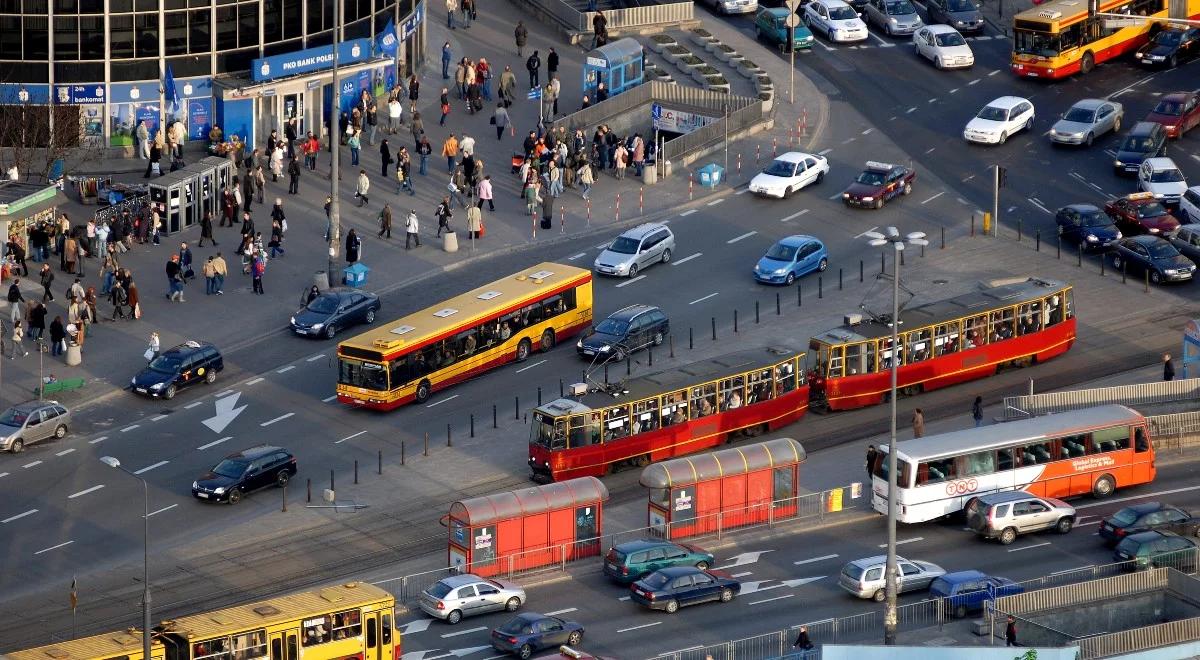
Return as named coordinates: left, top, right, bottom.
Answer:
left=785, top=0, right=803, bottom=11
left=785, top=12, right=803, bottom=27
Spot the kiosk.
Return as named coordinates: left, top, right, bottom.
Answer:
left=186, top=156, right=232, bottom=224
left=148, top=170, right=199, bottom=235
left=639, top=437, right=805, bottom=539
left=447, top=477, right=608, bottom=577
left=582, top=38, right=645, bottom=101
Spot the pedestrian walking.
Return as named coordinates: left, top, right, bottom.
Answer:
left=1005, top=616, right=1020, bottom=647
left=29, top=302, right=45, bottom=342
left=287, top=157, right=301, bottom=194
left=269, top=219, right=286, bottom=259
left=166, top=254, right=185, bottom=302
left=212, top=253, right=227, bottom=294
left=445, top=0, right=457, bottom=29
left=380, top=139, right=393, bottom=178
left=436, top=198, right=454, bottom=237
left=388, top=96, right=403, bottom=133
left=199, top=210, right=217, bottom=246
left=440, top=88, right=451, bottom=126
left=461, top=0, right=473, bottom=27
left=466, top=201, right=483, bottom=239
left=442, top=133, right=459, bottom=173
left=912, top=408, right=925, bottom=438
left=454, top=59, right=467, bottom=99
left=499, top=65, right=517, bottom=108
left=203, top=256, right=218, bottom=295
left=405, top=210, right=421, bottom=249
left=547, top=48, right=559, bottom=77
left=491, top=103, right=510, bottom=140
left=478, top=58, right=493, bottom=101
left=378, top=203, right=393, bottom=239
left=792, top=626, right=814, bottom=652
left=1163, top=353, right=1175, bottom=381
left=127, top=280, right=141, bottom=320
left=477, top=175, right=495, bottom=211
left=515, top=21, right=528, bottom=57
left=355, top=169, right=371, bottom=206
left=526, top=51, right=541, bottom=89
left=7, top=277, right=24, bottom=326
left=449, top=168, right=468, bottom=209
left=348, top=130, right=361, bottom=165
left=49, top=316, right=65, bottom=357
left=408, top=74, right=421, bottom=115
left=397, top=148, right=415, bottom=195
left=39, top=264, right=54, bottom=302
left=146, top=331, right=160, bottom=361
left=366, top=100, right=379, bottom=146
left=418, top=134, right=433, bottom=176
left=972, top=395, right=984, bottom=427
left=578, top=160, right=594, bottom=200
left=346, top=228, right=362, bottom=263
left=865, top=444, right=877, bottom=478
left=109, top=281, right=127, bottom=320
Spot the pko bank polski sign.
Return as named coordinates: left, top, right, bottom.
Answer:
left=251, top=39, right=373, bottom=83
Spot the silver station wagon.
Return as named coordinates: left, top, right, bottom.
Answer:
left=420, top=574, right=527, bottom=624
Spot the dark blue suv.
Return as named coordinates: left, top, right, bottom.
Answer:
left=929, top=570, right=1023, bottom=618
left=131, top=340, right=223, bottom=400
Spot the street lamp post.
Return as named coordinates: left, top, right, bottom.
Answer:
left=327, top=0, right=343, bottom=289
left=99, top=456, right=151, bottom=660
left=863, top=226, right=927, bottom=645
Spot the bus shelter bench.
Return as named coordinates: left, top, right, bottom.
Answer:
left=35, top=378, right=86, bottom=396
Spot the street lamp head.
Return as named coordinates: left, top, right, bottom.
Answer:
left=886, top=226, right=900, bottom=238
left=868, top=238, right=888, bottom=247
left=909, top=238, right=930, bottom=247
left=99, top=456, right=121, bottom=468
left=894, top=243, right=905, bottom=251
left=907, top=231, right=927, bottom=241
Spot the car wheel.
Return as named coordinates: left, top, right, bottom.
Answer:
left=163, top=383, right=177, bottom=400
left=665, top=599, right=680, bottom=613
left=518, top=645, right=533, bottom=660
left=1056, top=516, right=1074, bottom=534
left=541, top=329, right=555, bottom=351
left=415, top=379, right=432, bottom=404
left=999, top=527, right=1018, bottom=545
left=1025, top=117, right=1034, bottom=132
left=818, top=257, right=828, bottom=272
left=324, top=324, right=338, bottom=339
left=902, top=182, right=913, bottom=196
left=1113, top=116, right=1121, bottom=132
left=365, top=309, right=376, bottom=324
left=1151, top=270, right=1163, bottom=284
left=934, top=56, right=943, bottom=69
left=54, top=424, right=68, bottom=439
left=998, top=131, right=1008, bottom=144
left=205, top=369, right=217, bottom=385
left=719, top=588, right=735, bottom=602
left=9, top=438, right=23, bottom=454
left=446, top=609, right=463, bottom=625
left=783, top=184, right=793, bottom=199
left=696, top=560, right=710, bottom=570
left=516, top=338, right=532, bottom=362
left=1093, top=474, right=1116, bottom=498
left=816, top=170, right=825, bottom=184
left=567, top=631, right=583, bottom=646
left=785, top=272, right=796, bottom=286
left=755, top=26, right=763, bottom=40
left=661, top=248, right=672, bottom=264
left=227, top=489, right=243, bottom=505
left=872, top=589, right=886, bottom=602
left=874, top=198, right=884, bottom=209
left=505, top=597, right=521, bottom=612
left=653, top=331, right=664, bottom=346
left=277, top=470, right=291, bottom=488
left=1085, top=132, right=1094, bottom=147
left=628, top=263, right=639, bottom=278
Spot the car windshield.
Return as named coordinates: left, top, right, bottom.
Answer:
left=1150, top=169, right=1185, bottom=183
left=841, top=563, right=866, bottom=580
left=641, top=572, right=671, bottom=589
left=1137, top=202, right=1169, bottom=218
left=1012, top=29, right=1060, bottom=57
left=945, top=0, right=975, bottom=10
left=765, top=243, right=800, bottom=261
left=935, top=32, right=966, bottom=46
left=148, top=355, right=184, bottom=374
left=594, top=318, right=630, bottom=336
left=1153, top=30, right=1183, bottom=45
left=1154, top=100, right=1183, bottom=116
left=427, top=581, right=454, bottom=598
left=1122, top=136, right=1157, bottom=152
left=306, top=295, right=340, bottom=314
left=1064, top=107, right=1097, bottom=123
left=885, top=0, right=915, bottom=13
left=212, top=458, right=249, bottom=478
left=856, top=171, right=886, bottom=185
left=1111, top=507, right=1141, bottom=525
left=1079, top=211, right=1110, bottom=227
left=763, top=159, right=797, bottom=177
left=977, top=105, right=1008, bottom=121
left=0, top=409, right=29, bottom=426
left=1115, top=537, right=1142, bottom=555
left=498, top=618, right=532, bottom=635
left=1148, top=241, right=1179, bottom=259
left=608, top=236, right=640, bottom=254
left=829, top=5, right=858, bottom=19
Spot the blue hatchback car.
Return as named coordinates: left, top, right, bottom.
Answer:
left=491, top=613, right=585, bottom=659
left=929, top=570, right=1024, bottom=618
left=754, top=235, right=828, bottom=285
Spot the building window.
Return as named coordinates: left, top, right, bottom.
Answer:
left=54, top=0, right=77, bottom=12
left=0, top=17, right=21, bottom=60
left=263, top=0, right=283, bottom=43
left=136, top=12, right=158, bottom=58
left=24, top=15, right=47, bottom=60
left=55, top=16, right=80, bottom=61
left=189, top=9, right=211, bottom=54
left=165, top=11, right=188, bottom=56
left=78, top=0, right=102, bottom=11
left=216, top=6, right=237, bottom=50
left=110, top=14, right=134, bottom=59
left=237, top=1, right=257, bottom=49
left=283, top=0, right=302, bottom=39
left=80, top=16, right=104, bottom=59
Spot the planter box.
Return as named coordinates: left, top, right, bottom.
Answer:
left=707, top=84, right=730, bottom=94
left=692, top=68, right=710, bottom=84
left=705, top=40, right=725, bottom=54
left=715, top=48, right=736, bottom=62
left=691, top=32, right=715, bottom=47
left=649, top=35, right=677, bottom=54
left=760, top=96, right=773, bottom=113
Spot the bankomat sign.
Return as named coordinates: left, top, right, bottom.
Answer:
left=251, top=39, right=373, bottom=83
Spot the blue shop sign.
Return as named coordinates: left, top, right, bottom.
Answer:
left=251, top=39, right=372, bottom=83
left=402, top=3, right=425, bottom=39
left=55, top=84, right=106, bottom=104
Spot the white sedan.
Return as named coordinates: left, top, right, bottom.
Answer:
left=963, top=96, right=1035, bottom=145
left=913, top=25, right=974, bottom=69
left=804, top=0, right=869, bottom=42
left=1138, top=157, right=1188, bottom=205
left=748, top=152, right=830, bottom=199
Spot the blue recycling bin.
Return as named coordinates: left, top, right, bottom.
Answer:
left=697, top=163, right=725, bottom=188
left=343, top=262, right=370, bottom=288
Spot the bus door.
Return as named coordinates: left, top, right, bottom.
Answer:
left=365, top=612, right=384, bottom=660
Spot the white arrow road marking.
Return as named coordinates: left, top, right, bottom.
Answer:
left=781, top=576, right=827, bottom=588
left=739, top=575, right=826, bottom=596
left=716, top=550, right=775, bottom=570
left=749, top=594, right=795, bottom=605
left=398, top=619, right=434, bottom=635
left=203, top=392, right=247, bottom=434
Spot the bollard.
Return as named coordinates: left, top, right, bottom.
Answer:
left=560, top=379, right=564, bottom=398
left=1017, top=219, right=1023, bottom=242
left=604, top=363, right=609, bottom=383
left=802, top=106, right=809, bottom=137
left=737, top=153, right=742, bottom=175
left=756, top=143, right=761, bottom=164
left=971, top=213, right=975, bottom=237
left=1145, top=270, right=1150, bottom=293
left=560, top=204, right=565, bottom=233
left=639, top=187, right=644, bottom=215
left=712, top=317, right=717, bottom=341
left=1101, top=255, right=1106, bottom=276
left=447, top=423, right=452, bottom=447
left=515, top=396, right=520, bottom=420
left=1078, top=244, right=1083, bottom=267
left=901, top=250, right=906, bottom=267
left=669, top=334, right=675, bottom=357
left=649, top=347, right=653, bottom=366
left=772, top=137, right=778, bottom=157
left=470, top=413, right=475, bottom=438
left=282, top=484, right=287, bottom=512
left=941, top=227, right=945, bottom=249
left=330, top=469, right=335, bottom=492
left=425, top=431, right=429, bottom=456
left=532, top=209, right=537, bottom=240
left=1057, top=236, right=1061, bottom=260
left=818, top=276, right=823, bottom=299
left=755, top=301, right=760, bottom=324
left=586, top=198, right=591, bottom=226
left=1036, top=229, right=1040, bottom=252
left=354, top=460, right=359, bottom=485
left=627, top=357, right=631, bottom=376
left=378, top=449, right=383, bottom=474
left=401, top=441, right=406, bottom=465
left=615, top=192, right=620, bottom=223
left=881, top=251, right=886, bottom=274
left=307, top=478, right=312, bottom=503
left=493, top=403, right=498, bottom=428
left=689, top=327, right=694, bottom=350
left=796, top=117, right=802, bottom=145
left=776, top=292, right=781, bottom=315
left=734, top=309, right=739, bottom=333
left=1122, top=261, right=1126, bottom=284
left=920, top=244, right=925, bottom=258
left=839, top=268, right=843, bottom=290
left=689, top=175, right=694, bottom=201
left=860, top=260, right=864, bottom=282
left=538, top=386, right=542, bottom=406
left=798, top=283, right=802, bottom=307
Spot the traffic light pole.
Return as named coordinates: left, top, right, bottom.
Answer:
left=992, top=164, right=1000, bottom=238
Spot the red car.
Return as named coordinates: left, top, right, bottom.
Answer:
left=842, top=161, right=916, bottom=209
left=1144, top=91, right=1200, bottom=139
left=1104, top=192, right=1181, bottom=236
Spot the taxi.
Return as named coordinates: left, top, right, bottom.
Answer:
left=843, top=161, right=915, bottom=209
left=1103, top=192, right=1181, bottom=237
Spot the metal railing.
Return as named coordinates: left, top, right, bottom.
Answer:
left=994, top=563, right=1170, bottom=613
left=1078, top=617, right=1200, bottom=659
left=586, top=2, right=695, bottom=31
left=1002, top=377, right=1200, bottom=419
left=661, top=100, right=763, bottom=167
left=1148, top=415, right=1200, bottom=453
left=550, top=80, right=656, bottom=135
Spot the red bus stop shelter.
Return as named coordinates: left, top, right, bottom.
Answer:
left=638, top=437, right=806, bottom=539
left=447, top=477, right=609, bottom=577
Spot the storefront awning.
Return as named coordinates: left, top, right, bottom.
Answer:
left=639, top=437, right=806, bottom=489
left=449, top=477, right=609, bottom=526
left=0, top=181, right=68, bottom=219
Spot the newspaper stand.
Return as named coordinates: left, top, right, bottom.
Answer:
left=148, top=170, right=199, bottom=235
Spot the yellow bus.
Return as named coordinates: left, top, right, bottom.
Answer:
left=1011, top=0, right=1200, bottom=79
left=337, top=262, right=594, bottom=409
left=2, top=629, right=164, bottom=660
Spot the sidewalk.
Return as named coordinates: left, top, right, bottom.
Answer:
left=979, top=0, right=1035, bottom=35
left=17, top=5, right=828, bottom=416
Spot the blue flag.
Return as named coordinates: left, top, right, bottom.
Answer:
left=163, top=64, right=180, bottom=112
left=377, top=18, right=398, bottom=57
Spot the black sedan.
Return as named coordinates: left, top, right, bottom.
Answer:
left=491, top=613, right=584, bottom=659
left=291, top=289, right=381, bottom=339
left=1135, top=27, right=1200, bottom=68
left=1055, top=204, right=1121, bottom=249
left=1110, top=235, right=1196, bottom=284
left=630, top=566, right=740, bottom=613
left=1100, top=502, right=1200, bottom=546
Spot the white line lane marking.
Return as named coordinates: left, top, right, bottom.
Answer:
left=247, top=377, right=265, bottom=385
left=727, top=231, right=757, bottom=244
left=794, top=553, right=839, bottom=565
left=818, top=148, right=833, bottom=155
left=216, top=389, right=235, bottom=397
left=0, top=472, right=8, bottom=478
left=151, top=414, right=168, bottom=422
left=184, top=401, right=204, bottom=409
left=426, top=394, right=462, bottom=407
left=1077, top=520, right=1101, bottom=526
left=672, top=252, right=703, bottom=266
left=121, top=424, right=140, bottom=432
left=949, top=88, right=960, bottom=94
left=68, top=485, right=105, bottom=499
left=34, top=540, right=73, bottom=555
left=134, top=460, right=169, bottom=475
left=277, top=366, right=296, bottom=374
left=544, top=608, right=578, bottom=616
left=689, top=292, right=719, bottom=305
left=2, top=509, right=37, bottom=523
left=56, top=448, right=75, bottom=457
left=680, top=209, right=697, bottom=217
left=197, top=436, right=232, bottom=450
left=921, top=192, right=945, bottom=204
left=595, top=241, right=611, bottom=249
left=307, top=354, right=326, bottom=362
left=617, top=595, right=631, bottom=601
left=1027, top=198, right=1052, bottom=214
left=567, top=252, right=587, bottom=261
left=22, top=461, right=41, bottom=468
left=879, top=537, right=923, bottom=548
left=968, top=78, right=981, bottom=85
left=1077, top=484, right=1200, bottom=508
left=618, top=622, right=662, bottom=634
left=260, top=413, right=295, bottom=427
left=925, top=147, right=936, bottom=154
left=781, top=210, right=810, bottom=222
left=1008, top=541, right=1052, bottom=552
left=732, top=571, right=754, bottom=578
left=707, top=198, right=725, bottom=206
left=928, top=98, right=938, bottom=104
left=735, top=188, right=750, bottom=195
left=862, top=128, right=873, bottom=135
left=147, top=503, right=179, bottom=517
left=322, top=395, right=338, bottom=402
left=515, top=359, right=548, bottom=374
left=336, top=430, right=368, bottom=444
left=988, top=69, right=1001, bottom=76
left=828, top=192, right=843, bottom=200
left=616, top=275, right=646, bottom=288
left=88, top=436, right=107, bottom=444
left=441, top=626, right=487, bottom=638
left=1191, top=154, right=1200, bottom=163
left=906, top=107, right=918, bottom=114
left=750, top=594, right=795, bottom=605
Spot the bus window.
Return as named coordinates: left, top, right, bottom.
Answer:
left=880, top=337, right=903, bottom=370
left=935, top=322, right=960, bottom=355
left=691, top=384, right=717, bottom=418
left=452, top=329, right=478, bottom=357
left=194, top=638, right=231, bottom=660
left=1022, top=440, right=1054, bottom=465
left=542, top=295, right=565, bottom=321
left=990, top=308, right=1016, bottom=342
left=339, top=359, right=389, bottom=390
left=964, top=315, right=988, bottom=348
left=1018, top=302, right=1042, bottom=336
left=917, top=457, right=956, bottom=485
left=661, top=390, right=688, bottom=426
left=1059, top=433, right=1089, bottom=459
left=960, top=450, right=995, bottom=476
left=1135, top=427, right=1149, bottom=452
left=906, top=329, right=931, bottom=364
left=997, top=447, right=1016, bottom=471
left=389, top=360, right=411, bottom=390
left=522, top=303, right=544, bottom=328
left=873, top=455, right=914, bottom=488
left=633, top=398, right=660, bottom=433
left=604, top=405, right=630, bottom=440
left=1091, top=426, right=1130, bottom=453
left=776, top=359, right=797, bottom=393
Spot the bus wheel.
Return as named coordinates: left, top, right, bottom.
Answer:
left=634, top=454, right=651, bottom=468
left=1080, top=51, right=1095, bottom=74
left=540, top=329, right=555, bottom=351
left=1092, top=474, right=1116, bottom=498
left=516, top=338, right=532, bottom=362
left=415, top=380, right=432, bottom=404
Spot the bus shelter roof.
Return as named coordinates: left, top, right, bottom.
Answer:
left=449, top=477, right=609, bottom=526
left=638, top=437, right=806, bottom=489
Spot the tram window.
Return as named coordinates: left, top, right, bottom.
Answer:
left=661, top=390, right=688, bottom=426
left=935, top=322, right=960, bottom=355
left=964, top=315, right=988, bottom=348
left=604, top=405, right=630, bottom=440
left=194, top=638, right=231, bottom=660
left=880, top=337, right=903, bottom=370
left=633, top=398, right=660, bottom=434
left=271, top=638, right=282, bottom=660
left=916, top=457, right=956, bottom=485
left=568, top=414, right=587, bottom=448
left=906, top=329, right=931, bottom=364
left=1092, top=425, right=1130, bottom=453
left=776, top=360, right=797, bottom=393
left=1021, top=440, right=1054, bottom=465
left=230, top=631, right=267, bottom=660
left=543, top=416, right=564, bottom=451
left=960, top=450, right=995, bottom=477
left=989, top=308, right=1016, bottom=342
left=1064, top=290, right=1074, bottom=319
left=1058, top=433, right=1089, bottom=459
left=1017, top=302, right=1042, bottom=336
left=997, top=447, right=1016, bottom=471
left=719, top=377, right=745, bottom=411
left=826, top=345, right=845, bottom=378
left=382, top=613, right=392, bottom=645
left=758, top=369, right=775, bottom=400
left=691, top=384, right=717, bottom=418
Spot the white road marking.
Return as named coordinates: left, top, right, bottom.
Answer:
left=1076, top=484, right=1200, bottom=509
left=441, top=626, right=487, bottom=638
left=2, top=509, right=38, bottom=523
left=197, top=436, right=232, bottom=450
left=879, top=537, right=923, bottom=548
left=567, top=252, right=587, bottom=261
left=426, top=394, right=461, bottom=407
left=397, top=620, right=434, bottom=635
left=184, top=401, right=204, bottom=409
left=307, top=354, right=326, bottom=362
left=121, top=424, right=140, bottom=432
left=781, top=210, right=810, bottom=222
left=853, top=226, right=879, bottom=239
left=949, top=88, right=960, bottom=94
left=68, top=485, right=105, bottom=499
left=963, top=174, right=976, bottom=182
left=921, top=192, right=945, bottom=204
left=673, top=252, right=703, bottom=266
left=260, top=413, right=295, bottom=427
left=1008, top=541, right=1052, bottom=552
left=618, top=622, right=662, bottom=633
left=146, top=504, right=179, bottom=517
left=1078, top=519, right=1101, bottom=526
left=515, top=359, right=548, bottom=374
left=842, top=137, right=856, bottom=144
left=818, top=148, right=833, bottom=155
left=215, top=389, right=235, bottom=397
left=680, top=209, right=697, bottom=216
left=928, top=98, right=938, bottom=104
left=987, top=70, right=1000, bottom=76
left=544, top=608, right=578, bottom=616
left=862, top=128, right=874, bottom=135
left=247, top=377, right=265, bottom=385
left=617, top=595, right=631, bottom=601
left=906, top=107, right=918, bottom=114
left=732, top=571, right=754, bottom=578
left=323, top=395, right=338, bottom=402
left=707, top=198, right=725, bottom=206
left=0, top=472, right=8, bottom=478
left=828, top=192, right=844, bottom=200
left=750, top=594, right=795, bottom=605
left=689, top=292, right=719, bottom=305
left=22, top=461, right=42, bottom=468
left=1191, top=154, right=1200, bottom=163
left=34, top=540, right=74, bottom=555
left=794, top=553, right=839, bottom=565
left=151, top=414, right=168, bottom=422
left=616, top=275, right=646, bottom=288
left=134, top=460, right=169, bottom=475
left=968, top=78, right=981, bottom=85
left=56, top=448, right=75, bottom=457
left=336, top=430, right=368, bottom=444
left=958, top=197, right=970, bottom=205
left=595, top=241, right=611, bottom=249
left=975, top=35, right=992, bottom=40
left=727, top=231, right=757, bottom=244
left=88, top=436, right=108, bottom=444
left=1027, top=198, right=1052, bottom=214
left=925, top=147, right=936, bottom=154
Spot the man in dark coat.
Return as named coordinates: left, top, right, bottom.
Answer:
left=526, top=51, right=541, bottom=89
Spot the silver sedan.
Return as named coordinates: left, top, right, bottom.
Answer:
left=1049, top=98, right=1124, bottom=147
left=420, top=574, right=527, bottom=624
